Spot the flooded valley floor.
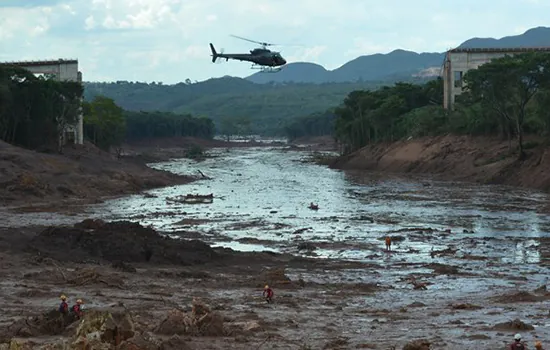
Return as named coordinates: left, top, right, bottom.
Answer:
left=2, top=146, right=550, bottom=348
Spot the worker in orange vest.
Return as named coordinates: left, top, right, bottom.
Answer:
left=385, top=236, right=392, bottom=251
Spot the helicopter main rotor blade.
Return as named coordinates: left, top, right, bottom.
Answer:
left=230, top=34, right=276, bottom=47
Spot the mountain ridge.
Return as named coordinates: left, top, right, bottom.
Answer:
left=246, top=26, right=550, bottom=84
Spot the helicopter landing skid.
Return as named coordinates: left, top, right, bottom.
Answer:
left=251, top=64, right=282, bottom=73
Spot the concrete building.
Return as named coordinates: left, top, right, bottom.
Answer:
left=0, top=59, right=84, bottom=144
left=443, top=47, right=550, bottom=110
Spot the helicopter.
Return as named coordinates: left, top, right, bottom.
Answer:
left=209, top=35, right=287, bottom=73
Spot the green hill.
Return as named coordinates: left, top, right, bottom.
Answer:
left=84, top=76, right=431, bottom=135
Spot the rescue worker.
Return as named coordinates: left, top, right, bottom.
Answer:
left=58, top=295, right=69, bottom=314
left=535, top=341, right=545, bottom=350
left=508, top=333, right=526, bottom=350
left=263, top=285, right=274, bottom=303
left=71, top=299, right=84, bottom=319
left=385, top=236, right=392, bottom=251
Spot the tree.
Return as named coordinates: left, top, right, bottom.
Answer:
left=83, top=95, right=126, bottom=151
left=0, top=65, right=84, bottom=151
left=463, top=52, right=550, bottom=158
left=217, top=116, right=252, bottom=140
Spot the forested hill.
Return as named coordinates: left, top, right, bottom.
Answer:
left=83, top=76, right=431, bottom=135
left=83, top=26, right=550, bottom=135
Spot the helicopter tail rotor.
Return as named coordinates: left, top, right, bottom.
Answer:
left=209, top=43, right=218, bottom=63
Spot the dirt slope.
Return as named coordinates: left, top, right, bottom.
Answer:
left=0, top=141, right=192, bottom=207
left=330, top=135, right=550, bottom=191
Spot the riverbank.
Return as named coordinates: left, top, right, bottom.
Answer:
left=330, top=134, right=550, bottom=192
left=0, top=137, right=282, bottom=212
left=0, top=140, right=195, bottom=211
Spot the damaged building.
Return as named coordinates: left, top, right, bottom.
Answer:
left=442, top=47, right=550, bottom=110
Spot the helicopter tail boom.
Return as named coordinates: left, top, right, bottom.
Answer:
left=209, top=43, right=218, bottom=63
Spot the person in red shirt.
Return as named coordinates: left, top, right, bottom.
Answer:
left=263, top=285, right=274, bottom=303
left=58, top=295, right=68, bottom=314
left=71, top=299, right=84, bottom=319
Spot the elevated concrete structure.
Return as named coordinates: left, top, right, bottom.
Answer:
left=443, top=47, right=550, bottom=110
left=0, top=59, right=84, bottom=144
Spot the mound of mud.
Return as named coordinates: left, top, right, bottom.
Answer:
left=0, top=309, right=77, bottom=342
left=27, top=220, right=219, bottom=265
left=493, top=318, right=534, bottom=331
left=403, top=339, right=431, bottom=350
left=491, top=291, right=546, bottom=303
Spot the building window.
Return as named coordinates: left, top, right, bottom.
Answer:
left=454, top=71, right=463, bottom=88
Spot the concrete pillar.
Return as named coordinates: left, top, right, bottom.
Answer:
left=77, top=71, right=84, bottom=144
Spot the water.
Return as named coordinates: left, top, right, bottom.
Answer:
left=4, top=145, right=550, bottom=346
left=81, top=146, right=550, bottom=253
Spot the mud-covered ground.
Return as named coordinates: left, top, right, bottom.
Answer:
left=2, top=141, right=550, bottom=349
left=0, top=220, right=548, bottom=349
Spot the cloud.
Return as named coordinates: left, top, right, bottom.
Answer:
left=0, top=0, right=548, bottom=83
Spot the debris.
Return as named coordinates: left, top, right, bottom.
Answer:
left=451, top=303, right=482, bottom=310
left=167, top=193, right=214, bottom=204
left=258, top=268, right=292, bottom=288
left=74, top=309, right=135, bottom=346
left=403, top=339, right=431, bottom=350
left=493, top=318, right=534, bottom=331
left=492, top=291, right=545, bottom=303
left=293, top=227, right=312, bottom=234
left=67, top=267, right=124, bottom=289
left=155, top=298, right=225, bottom=337
left=426, top=263, right=460, bottom=275
left=297, top=242, right=317, bottom=251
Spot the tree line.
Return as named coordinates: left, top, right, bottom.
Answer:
left=83, top=96, right=215, bottom=151
left=0, top=64, right=215, bottom=153
left=283, top=109, right=336, bottom=141
left=329, top=52, right=550, bottom=157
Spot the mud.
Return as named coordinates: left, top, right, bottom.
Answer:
left=3, top=143, right=550, bottom=348
left=330, top=134, right=550, bottom=193
left=0, top=140, right=192, bottom=210
left=28, top=220, right=218, bottom=265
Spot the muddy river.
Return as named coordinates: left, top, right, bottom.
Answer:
left=5, top=146, right=550, bottom=347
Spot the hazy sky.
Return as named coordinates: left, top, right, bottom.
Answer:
left=1, top=0, right=547, bottom=83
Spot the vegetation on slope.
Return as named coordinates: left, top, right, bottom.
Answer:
left=331, top=52, right=550, bottom=158
left=83, top=97, right=215, bottom=151
left=0, top=65, right=215, bottom=153
left=0, top=65, right=83, bottom=152
left=84, top=77, right=433, bottom=135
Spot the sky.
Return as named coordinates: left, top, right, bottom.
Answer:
left=0, top=0, right=548, bottom=84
